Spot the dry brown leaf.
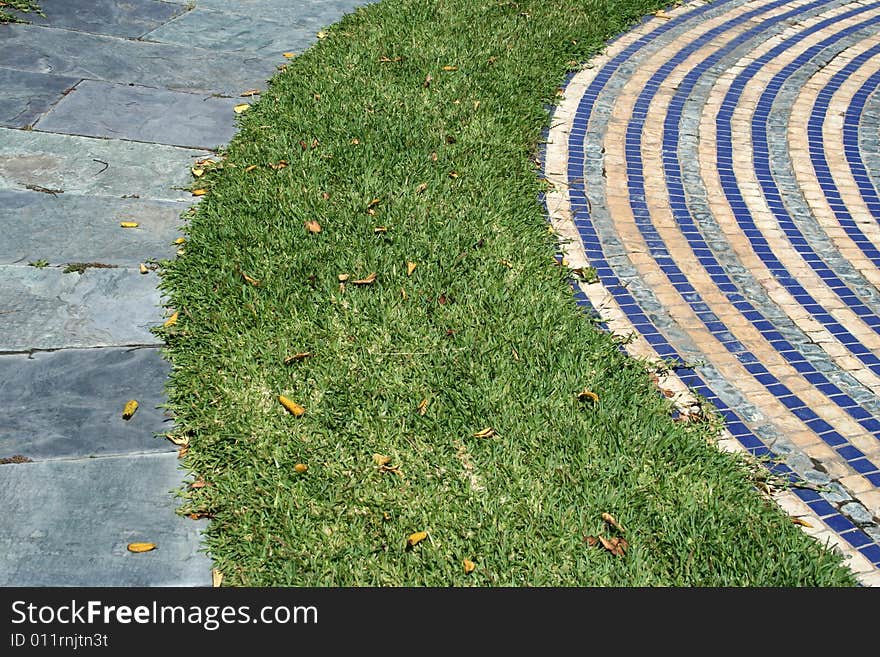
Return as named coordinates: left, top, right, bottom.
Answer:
left=188, top=511, right=212, bottom=520
left=119, top=221, right=139, bottom=228
left=463, top=558, right=476, bottom=574
left=584, top=535, right=599, bottom=547
left=338, top=273, right=350, bottom=282
left=448, top=170, right=459, bottom=179
left=305, top=220, right=322, bottom=234
left=417, top=398, right=429, bottom=416
left=245, top=164, right=258, bottom=172
left=374, top=226, right=388, bottom=234
left=284, top=352, right=312, bottom=364
left=373, top=454, right=392, bottom=466
left=278, top=395, right=305, bottom=417
left=212, top=569, right=223, bottom=587
left=655, top=9, right=671, bottom=19
left=792, top=517, right=813, bottom=528
left=165, top=433, right=189, bottom=447
left=268, top=160, right=288, bottom=170
left=352, top=272, right=377, bottom=285
left=191, top=167, right=205, bottom=177
left=511, top=347, right=519, bottom=361
left=407, top=531, right=428, bottom=548
left=127, top=542, right=156, bottom=553
left=423, top=74, right=433, bottom=88
left=406, top=262, right=417, bottom=276
left=322, top=192, right=330, bottom=200
left=442, top=65, right=458, bottom=71
left=177, top=445, right=189, bottom=459
left=139, top=263, right=148, bottom=275
left=233, top=103, right=250, bottom=114
left=378, top=56, right=402, bottom=63
left=316, top=30, right=328, bottom=39
left=350, top=138, right=360, bottom=145
left=190, top=479, right=208, bottom=489
left=430, top=151, right=438, bottom=162
left=191, top=188, right=208, bottom=196
left=473, top=427, right=495, bottom=439
left=240, top=89, right=261, bottom=97
left=122, top=399, right=139, bottom=420
left=163, top=311, right=179, bottom=328
left=241, top=271, right=261, bottom=287
left=577, top=388, right=599, bottom=403
left=598, top=535, right=628, bottom=557
left=601, top=512, right=625, bottom=534
left=294, top=463, right=308, bottom=473
left=415, top=182, right=428, bottom=194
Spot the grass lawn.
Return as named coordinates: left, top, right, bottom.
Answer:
left=0, top=1, right=41, bottom=23
left=158, top=0, right=859, bottom=586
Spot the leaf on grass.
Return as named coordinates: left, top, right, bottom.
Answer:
left=448, top=170, right=459, bottom=178
left=511, top=347, right=519, bottom=361
left=407, top=261, right=417, bottom=276
left=122, top=399, right=139, bottom=420
left=338, top=273, right=350, bottom=282
left=279, top=395, right=305, bottom=417
left=584, top=535, right=599, bottom=546
left=601, top=512, right=625, bottom=534
left=191, top=188, right=208, bottom=196
left=430, top=151, right=438, bottom=162
left=163, top=311, right=179, bottom=328
left=423, top=74, right=433, bottom=88
left=406, top=531, right=428, bottom=548
left=233, top=103, right=250, bottom=114
left=165, top=433, right=189, bottom=447
left=463, top=558, right=476, bottom=574
left=350, top=137, right=360, bottom=145
left=119, top=221, right=139, bottom=228
left=654, top=9, right=671, bottom=19
left=352, top=272, right=377, bottom=285
left=174, top=237, right=186, bottom=245
left=268, top=160, right=288, bottom=170
left=240, top=89, right=261, bottom=97
left=598, top=535, right=628, bottom=557
left=373, top=454, right=392, bottom=466
left=294, top=463, right=308, bottom=473
left=442, top=65, right=458, bottom=71
left=212, top=569, right=223, bottom=587
left=190, top=479, right=208, bottom=489
left=374, top=226, right=388, bottom=234
left=245, top=164, right=259, bottom=172
left=577, top=388, right=599, bottom=403
left=127, top=542, right=156, bottom=553
left=792, top=517, right=813, bottom=528
left=284, top=352, right=312, bottom=364
left=415, top=182, right=428, bottom=194
left=177, top=445, right=189, bottom=459
left=316, top=30, right=328, bottom=39
left=240, top=270, right=261, bottom=287
left=188, top=511, right=213, bottom=520
left=417, top=398, right=428, bottom=416
left=191, top=167, right=205, bottom=178
left=473, top=427, right=495, bottom=438
left=378, top=55, right=402, bottom=63
left=305, top=220, right=322, bottom=234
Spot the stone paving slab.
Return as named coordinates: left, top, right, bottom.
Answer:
left=190, top=0, right=367, bottom=26
left=141, top=7, right=316, bottom=55
left=5, top=0, right=185, bottom=39
left=0, top=23, right=278, bottom=95
left=0, top=347, right=173, bottom=461
left=0, top=453, right=211, bottom=586
left=0, top=190, right=186, bottom=266
left=35, top=80, right=243, bottom=149
left=0, top=267, right=163, bottom=351
left=0, top=68, right=79, bottom=129
left=0, top=128, right=207, bottom=201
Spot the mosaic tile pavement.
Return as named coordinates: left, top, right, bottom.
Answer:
left=545, top=0, right=880, bottom=585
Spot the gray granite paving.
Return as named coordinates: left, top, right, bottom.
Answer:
left=0, top=128, right=207, bottom=201
left=191, top=0, right=368, bottom=26
left=0, top=190, right=186, bottom=266
left=0, top=23, right=278, bottom=95
left=0, top=68, right=79, bottom=129
left=35, top=80, right=244, bottom=149
left=4, top=0, right=185, bottom=38
left=0, top=347, right=173, bottom=461
left=0, top=453, right=212, bottom=587
left=0, top=267, right=163, bottom=351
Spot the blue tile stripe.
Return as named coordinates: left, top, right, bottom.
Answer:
left=562, top=0, right=880, bottom=567
left=843, top=66, right=880, bottom=217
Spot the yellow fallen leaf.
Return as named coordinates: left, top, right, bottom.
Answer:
left=373, top=454, right=391, bottom=466
left=407, top=261, right=417, bottom=276
left=448, top=170, right=459, bottom=178
left=374, top=226, right=388, bottom=234
left=473, top=427, right=495, bottom=438
left=233, top=103, right=250, bottom=114
left=127, top=542, right=157, bottom=553
left=139, top=263, right=148, bottom=275
left=350, top=138, right=360, bottom=145
left=282, top=52, right=296, bottom=58
left=655, top=9, right=671, bottom=19
left=191, top=188, right=208, bottom=196
left=165, top=433, right=189, bottom=447
left=316, top=30, right=328, bottom=39
left=294, top=463, right=308, bottom=473
left=241, top=271, right=261, bottom=287
left=191, top=167, right=204, bottom=177
left=283, top=352, right=312, bottom=364
left=174, top=237, right=186, bottom=245
left=577, top=388, right=599, bottom=403
left=163, top=311, right=179, bottom=328
left=442, top=65, right=458, bottom=71
left=279, top=395, right=305, bottom=417
left=212, top=569, right=223, bottom=587
left=119, top=221, right=138, bottom=228
left=122, top=399, right=139, bottom=420
left=463, top=558, right=476, bottom=574
left=407, top=531, right=428, bottom=548
left=352, top=272, right=377, bottom=285
left=601, top=512, right=625, bottom=533
left=338, top=273, right=350, bottom=282
left=792, top=517, right=813, bottom=528
left=416, top=182, right=428, bottom=194
left=417, top=398, right=428, bottom=416
left=240, top=89, right=261, bottom=97
left=305, top=220, right=322, bottom=234
left=245, top=164, right=258, bottom=172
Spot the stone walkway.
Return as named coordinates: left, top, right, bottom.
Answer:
left=0, top=0, right=367, bottom=586
left=546, top=0, right=880, bottom=585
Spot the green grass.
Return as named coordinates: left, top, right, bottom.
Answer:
left=0, top=1, right=42, bottom=23
left=158, top=0, right=859, bottom=586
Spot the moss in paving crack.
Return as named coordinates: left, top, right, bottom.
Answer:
left=62, top=262, right=119, bottom=275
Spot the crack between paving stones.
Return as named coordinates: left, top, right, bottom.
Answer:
left=0, top=343, right=165, bottom=357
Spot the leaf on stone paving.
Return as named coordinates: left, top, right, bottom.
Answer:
left=463, top=558, right=476, bottom=574
left=598, top=535, right=628, bottom=557
left=240, top=89, right=261, bottom=97
left=473, top=427, right=495, bottom=438
left=245, top=164, right=259, bottom=172
left=791, top=517, right=812, bottom=528
left=294, top=463, right=308, bottom=473
left=305, top=220, right=322, bottom=234
left=122, top=399, right=139, bottom=420
left=284, top=352, right=312, bottom=365
left=407, top=262, right=417, bottom=276
left=654, top=9, right=671, bottom=19
left=442, top=65, right=458, bottom=71
left=279, top=395, right=306, bottom=417
left=127, top=542, right=156, bottom=553
left=139, top=263, right=148, bottom=275
left=212, top=569, right=224, bottom=587
left=191, top=188, right=208, bottom=196
left=163, top=311, right=179, bottom=328
left=165, top=433, right=189, bottom=447
left=174, top=237, right=186, bottom=245
left=352, top=272, right=377, bottom=285
left=601, top=512, right=625, bottom=534
left=577, top=388, right=599, bottom=403
left=233, top=104, right=250, bottom=114
left=119, top=221, right=139, bottom=228
left=282, top=52, right=296, bottom=58
left=191, top=167, right=205, bottom=178
left=406, top=531, right=428, bottom=548
left=417, top=398, right=428, bottom=416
